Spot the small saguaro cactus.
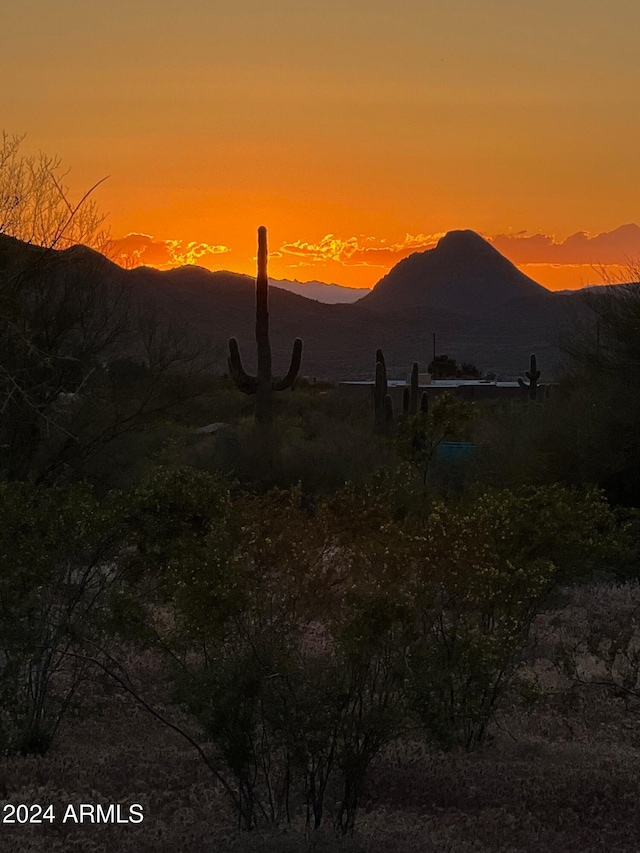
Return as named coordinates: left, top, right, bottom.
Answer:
left=384, top=395, right=394, bottom=425
left=399, top=363, right=421, bottom=422
left=228, top=227, right=303, bottom=425
left=374, top=348, right=394, bottom=433
left=401, top=387, right=411, bottom=419
left=409, top=362, right=419, bottom=415
left=518, top=353, right=541, bottom=401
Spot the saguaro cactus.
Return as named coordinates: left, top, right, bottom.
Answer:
left=374, top=349, right=394, bottom=433
left=401, top=387, right=411, bottom=419
left=399, top=363, right=421, bottom=422
left=409, top=362, right=419, bottom=415
left=518, top=353, right=541, bottom=401
left=228, top=227, right=303, bottom=425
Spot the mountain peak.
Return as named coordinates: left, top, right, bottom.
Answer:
left=437, top=229, right=491, bottom=247
left=359, top=229, right=549, bottom=314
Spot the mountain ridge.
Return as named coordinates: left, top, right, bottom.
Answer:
left=0, top=230, right=596, bottom=379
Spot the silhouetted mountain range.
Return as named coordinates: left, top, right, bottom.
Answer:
left=0, top=230, right=597, bottom=380
left=271, top=279, right=369, bottom=303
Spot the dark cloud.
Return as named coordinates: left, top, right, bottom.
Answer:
left=491, top=224, right=640, bottom=265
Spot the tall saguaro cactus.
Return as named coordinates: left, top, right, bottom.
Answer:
left=374, top=348, right=394, bottom=433
left=228, top=227, right=303, bottom=425
left=518, top=353, right=541, bottom=401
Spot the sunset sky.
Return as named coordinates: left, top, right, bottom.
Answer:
left=3, top=0, right=640, bottom=290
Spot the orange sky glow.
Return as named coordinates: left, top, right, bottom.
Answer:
left=3, top=1, right=640, bottom=293
left=110, top=227, right=640, bottom=292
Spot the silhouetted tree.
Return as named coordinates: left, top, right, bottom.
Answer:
left=0, top=134, right=208, bottom=482
left=0, top=131, right=110, bottom=251
left=428, top=355, right=482, bottom=380
left=558, top=277, right=640, bottom=504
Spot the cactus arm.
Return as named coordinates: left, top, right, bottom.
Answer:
left=420, top=391, right=429, bottom=416
left=519, top=353, right=541, bottom=400
left=273, top=338, right=303, bottom=391
left=228, top=337, right=259, bottom=394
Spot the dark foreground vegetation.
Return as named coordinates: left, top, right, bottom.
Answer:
left=2, top=285, right=640, bottom=850
left=2, top=138, right=640, bottom=851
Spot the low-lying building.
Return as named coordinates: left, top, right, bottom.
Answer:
left=337, top=377, right=530, bottom=405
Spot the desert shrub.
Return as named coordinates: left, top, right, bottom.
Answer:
left=161, top=374, right=251, bottom=426
left=152, top=488, right=324, bottom=830
left=120, top=468, right=272, bottom=828
left=406, top=494, right=555, bottom=749
left=132, top=483, right=410, bottom=834
left=184, top=413, right=394, bottom=495
left=123, top=466, right=234, bottom=563
left=325, top=464, right=432, bottom=529
left=314, top=489, right=419, bottom=833
left=405, top=484, right=618, bottom=750
left=478, top=483, right=619, bottom=580
left=0, top=481, right=127, bottom=755
left=73, top=420, right=191, bottom=492
left=114, top=473, right=624, bottom=832
left=121, top=466, right=241, bottom=628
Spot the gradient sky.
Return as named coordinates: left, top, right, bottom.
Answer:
left=3, top=0, right=640, bottom=289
